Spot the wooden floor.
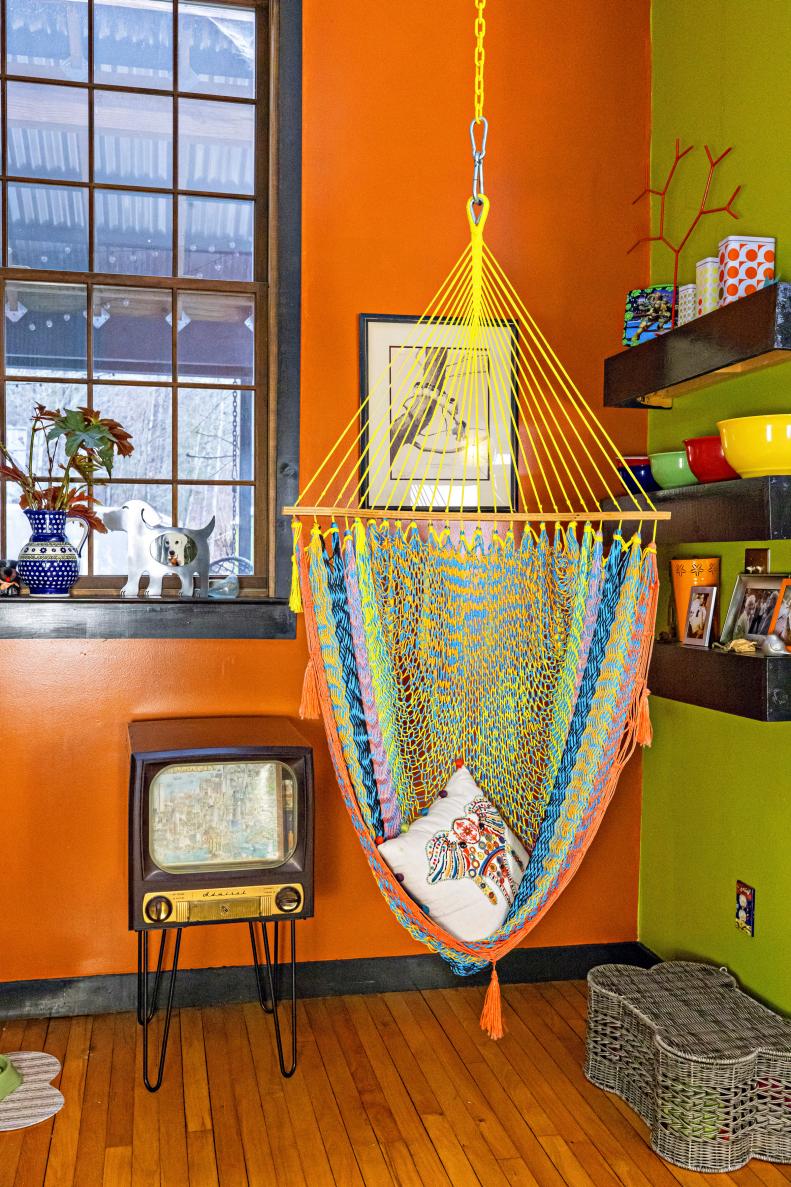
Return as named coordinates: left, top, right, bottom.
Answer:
left=1, top=980, right=790, bottom=1187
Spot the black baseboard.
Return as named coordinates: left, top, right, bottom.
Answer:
left=0, top=942, right=657, bottom=1020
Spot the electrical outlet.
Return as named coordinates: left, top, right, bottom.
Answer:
left=736, top=881, right=755, bottom=937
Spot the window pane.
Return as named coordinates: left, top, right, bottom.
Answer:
left=92, top=286, right=173, bottom=381
left=178, top=3, right=255, bottom=99
left=94, top=0, right=173, bottom=90
left=5, top=381, right=86, bottom=474
left=178, top=195, right=253, bottom=281
left=179, top=98, right=254, bottom=195
left=6, top=0, right=89, bottom=82
left=176, top=292, right=253, bottom=383
left=95, top=190, right=173, bottom=276
left=93, top=481, right=173, bottom=574
left=94, top=91, right=173, bottom=188
left=92, top=385, right=172, bottom=479
left=4, top=282, right=87, bottom=377
left=178, top=484, right=253, bottom=572
left=178, top=388, right=253, bottom=480
left=7, top=81, right=89, bottom=181
left=8, top=182, right=89, bottom=270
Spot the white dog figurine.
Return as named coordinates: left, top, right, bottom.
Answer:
left=101, top=500, right=215, bottom=599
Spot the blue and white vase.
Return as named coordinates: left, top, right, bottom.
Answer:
left=16, top=510, right=90, bottom=597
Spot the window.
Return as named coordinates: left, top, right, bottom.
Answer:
left=0, top=0, right=269, bottom=590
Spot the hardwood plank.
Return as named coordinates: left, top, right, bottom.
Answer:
left=244, top=1003, right=335, bottom=1187
left=102, top=1146, right=132, bottom=1187
left=383, top=991, right=508, bottom=1187
left=6, top=1017, right=50, bottom=1187
left=538, top=984, right=588, bottom=1040
left=540, top=1135, right=600, bottom=1187
left=186, top=1130, right=219, bottom=1187
left=43, top=1015, right=92, bottom=1187
left=105, top=1015, right=136, bottom=1152
left=239, top=1003, right=307, bottom=1187
left=180, top=1009, right=213, bottom=1134
left=363, top=995, right=441, bottom=1118
left=421, top=1113, right=481, bottom=1187
left=291, top=1002, right=366, bottom=1187
left=131, top=1014, right=161, bottom=1187
left=380, top=1138, right=424, bottom=1187
left=345, top=995, right=453, bottom=1187
left=221, top=1006, right=279, bottom=1185
left=73, top=1013, right=115, bottom=1187
left=304, top=998, right=395, bottom=1187
left=157, top=1014, right=189, bottom=1187
left=200, top=1008, right=247, bottom=1187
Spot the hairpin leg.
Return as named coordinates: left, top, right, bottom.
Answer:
left=249, top=919, right=297, bottom=1077
left=137, top=927, right=182, bottom=1093
left=137, top=929, right=168, bottom=1025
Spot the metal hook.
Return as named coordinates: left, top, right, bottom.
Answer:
left=469, top=117, right=488, bottom=205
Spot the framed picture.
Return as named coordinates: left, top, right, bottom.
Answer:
left=358, top=314, right=518, bottom=511
left=622, top=285, right=676, bottom=347
left=683, top=585, right=717, bottom=647
left=720, top=574, right=787, bottom=645
left=767, top=577, right=791, bottom=652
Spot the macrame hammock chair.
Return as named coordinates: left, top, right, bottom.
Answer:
left=286, top=1, right=667, bottom=1038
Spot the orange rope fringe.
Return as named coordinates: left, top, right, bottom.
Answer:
left=480, top=964, right=505, bottom=1040
left=636, top=686, right=653, bottom=748
left=299, top=658, right=321, bottom=720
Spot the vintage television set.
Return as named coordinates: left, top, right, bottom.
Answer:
left=129, top=716, right=314, bottom=931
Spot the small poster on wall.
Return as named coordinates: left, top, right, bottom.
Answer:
left=736, top=880, right=755, bottom=938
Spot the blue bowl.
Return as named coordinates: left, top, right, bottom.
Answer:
left=616, top=457, right=660, bottom=495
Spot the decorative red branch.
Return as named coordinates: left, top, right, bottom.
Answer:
left=628, top=139, right=741, bottom=324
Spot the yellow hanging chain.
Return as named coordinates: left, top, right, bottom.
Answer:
left=473, top=0, right=487, bottom=123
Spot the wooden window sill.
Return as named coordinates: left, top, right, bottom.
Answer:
left=0, top=596, right=296, bottom=640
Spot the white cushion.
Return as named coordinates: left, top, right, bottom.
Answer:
left=378, top=766, right=529, bottom=942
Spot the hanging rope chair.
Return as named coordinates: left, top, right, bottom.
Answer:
left=286, top=1, right=667, bottom=1037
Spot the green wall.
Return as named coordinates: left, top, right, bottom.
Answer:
left=640, top=0, right=791, bottom=1012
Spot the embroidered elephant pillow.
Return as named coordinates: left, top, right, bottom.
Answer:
left=378, top=765, right=529, bottom=942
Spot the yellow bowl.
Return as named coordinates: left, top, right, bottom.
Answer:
left=718, top=415, right=791, bottom=478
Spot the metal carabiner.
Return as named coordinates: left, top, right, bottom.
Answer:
left=469, top=117, right=488, bottom=205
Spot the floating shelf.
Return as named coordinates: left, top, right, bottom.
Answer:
left=604, top=282, right=791, bottom=410
left=600, top=475, right=791, bottom=544
left=650, top=644, right=791, bottom=722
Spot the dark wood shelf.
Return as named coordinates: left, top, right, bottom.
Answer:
left=601, top=475, right=791, bottom=544
left=604, top=282, right=791, bottom=409
left=650, top=644, right=791, bottom=722
left=0, top=597, right=295, bottom=640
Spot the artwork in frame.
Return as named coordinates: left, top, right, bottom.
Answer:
left=767, top=577, right=791, bottom=652
left=683, top=584, right=717, bottom=648
left=719, top=574, right=787, bottom=646
left=358, top=314, right=518, bottom=511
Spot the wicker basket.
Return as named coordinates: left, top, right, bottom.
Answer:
left=584, top=961, right=791, bottom=1172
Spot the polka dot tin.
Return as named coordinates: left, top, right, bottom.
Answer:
left=718, top=235, right=776, bottom=307
left=696, top=257, right=719, bottom=317
left=677, top=283, right=697, bottom=326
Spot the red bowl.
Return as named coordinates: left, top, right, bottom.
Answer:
left=683, top=436, right=740, bottom=483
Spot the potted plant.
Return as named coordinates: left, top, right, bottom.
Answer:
left=0, top=404, right=133, bottom=596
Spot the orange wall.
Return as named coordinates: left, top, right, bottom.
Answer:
left=0, top=0, right=650, bottom=984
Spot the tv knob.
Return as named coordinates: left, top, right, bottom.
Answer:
left=275, top=886, right=301, bottom=913
left=145, top=896, right=173, bottom=923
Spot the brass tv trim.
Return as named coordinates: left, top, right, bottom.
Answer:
left=142, top=882, right=304, bottom=925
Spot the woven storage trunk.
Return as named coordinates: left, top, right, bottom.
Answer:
left=584, top=961, right=791, bottom=1173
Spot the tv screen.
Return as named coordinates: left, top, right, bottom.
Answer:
left=149, top=759, right=297, bottom=875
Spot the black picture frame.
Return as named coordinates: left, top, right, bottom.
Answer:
left=357, top=313, right=520, bottom=513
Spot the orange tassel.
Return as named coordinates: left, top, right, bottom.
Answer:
left=636, top=686, right=653, bottom=747
left=299, top=659, right=320, bottom=719
left=480, top=964, right=505, bottom=1040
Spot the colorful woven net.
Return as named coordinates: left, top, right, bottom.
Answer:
left=285, top=6, right=663, bottom=1036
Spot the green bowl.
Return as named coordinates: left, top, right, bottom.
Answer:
left=650, top=450, right=699, bottom=490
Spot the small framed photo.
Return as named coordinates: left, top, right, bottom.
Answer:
left=683, top=585, right=717, bottom=647
left=720, top=574, right=787, bottom=645
left=623, top=285, right=676, bottom=347
left=358, top=314, right=518, bottom=511
left=744, top=547, right=770, bottom=575
left=767, top=577, right=791, bottom=652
